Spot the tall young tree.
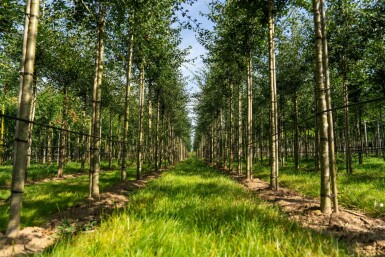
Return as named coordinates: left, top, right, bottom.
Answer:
left=121, top=33, right=134, bottom=181
left=89, top=3, right=105, bottom=199
left=320, top=0, right=338, bottom=213
left=7, top=0, right=40, bottom=238
left=313, top=0, right=331, bottom=214
left=268, top=0, right=279, bottom=190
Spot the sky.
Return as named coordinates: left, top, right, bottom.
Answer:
left=176, top=0, right=215, bottom=129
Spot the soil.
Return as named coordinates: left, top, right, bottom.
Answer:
left=0, top=171, right=162, bottom=257
left=225, top=170, right=385, bottom=257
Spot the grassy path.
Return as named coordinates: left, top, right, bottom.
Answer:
left=43, top=158, right=348, bottom=257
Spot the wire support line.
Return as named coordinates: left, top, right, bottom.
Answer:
left=298, top=96, right=385, bottom=127
left=0, top=113, right=126, bottom=145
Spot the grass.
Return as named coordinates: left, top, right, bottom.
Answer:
left=0, top=160, right=120, bottom=188
left=42, top=158, right=348, bottom=257
left=253, top=156, right=385, bottom=217
left=0, top=162, right=138, bottom=232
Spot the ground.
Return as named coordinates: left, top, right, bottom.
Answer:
left=1, top=160, right=384, bottom=256
left=232, top=173, right=385, bottom=256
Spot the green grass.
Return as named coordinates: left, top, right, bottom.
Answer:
left=0, top=160, right=121, bottom=188
left=253, top=156, right=385, bottom=217
left=0, top=162, right=138, bottom=232
left=42, top=158, right=348, bottom=257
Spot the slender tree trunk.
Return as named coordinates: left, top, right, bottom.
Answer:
left=238, top=83, right=243, bottom=175
left=362, top=120, right=367, bottom=156
left=116, top=114, right=122, bottom=164
left=108, top=108, right=113, bottom=169
left=7, top=0, right=39, bottom=238
left=356, top=108, right=363, bottom=165
left=218, top=112, right=223, bottom=168
left=67, top=125, right=71, bottom=162
left=147, top=85, right=153, bottom=171
left=159, top=110, right=164, bottom=170
left=170, top=124, right=174, bottom=165
left=305, top=129, right=308, bottom=160
left=246, top=53, right=253, bottom=181
left=229, top=82, right=234, bottom=171
left=314, top=79, right=320, bottom=171
left=313, top=0, right=332, bottom=214
left=81, top=109, right=86, bottom=172
left=294, top=93, right=299, bottom=170
left=279, top=115, right=285, bottom=167
left=155, top=98, right=160, bottom=171
left=26, top=84, right=36, bottom=169
left=268, top=0, right=278, bottom=189
left=0, top=84, right=5, bottom=164
left=121, top=35, right=133, bottom=179
left=209, top=124, right=213, bottom=165
left=221, top=110, right=226, bottom=168
left=137, top=61, right=145, bottom=180
left=343, top=74, right=352, bottom=174
left=321, top=0, right=338, bottom=212
left=57, top=87, right=67, bottom=178
left=89, top=6, right=105, bottom=199
left=377, top=120, right=381, bottom=157
left=89, top=17, right=100, bottom=196
left=47, top=125, right=52, bottom=165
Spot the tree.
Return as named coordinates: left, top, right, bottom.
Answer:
left=7, top=0, right=40, bottom=238
left=89, top=3, right=105, bottom=199
left=313, top=0, right=332, bottom=214
left=268, top=0, right=279, bottom=190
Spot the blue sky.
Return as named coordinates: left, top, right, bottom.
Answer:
left=176, top=0, right=215, bottom=126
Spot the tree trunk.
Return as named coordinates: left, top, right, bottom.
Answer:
left=137, top=61, right=145, bottom=180
left=155, top=98, right=160, bottom=171
left=26, top=84, right=36, bottom=169
left=108, top=108, right=113, bottom=169
left=361, top=120, right=367, bottom=156
left=246, top=53, right=253, bottom=181
left=170, top=125, right=174, bottom=166
left=343, top=74, right=352, bottom=174
left=47, top=126, right=52, bottom=165
left=356, top=108, right=363, bottom=165
left=314, top=79, right=320, bottom=171
left=81, top=109, right=86, bottom=172
left=268, top=0, right=278, bottom=189
left=7, top=0, right=39, bottom=238
left=147, top=85, right=153, bottom=171
left=321, top=0, right=338, bottom=212
left=89, top=6, right=105, bottom=199
left=0, top=84, right=7, bottom=164
left=116, top=114, right=122, bottom=164
left=313, top=0, right=332, bottom=214
left=229, top=82, right=234, bottom=171
left=294, top=93, right=299, bottom=170
left=238, top=82, right=243, bottom=175
left=121, top=34, right=133, bottom=179
left=159, top=110, right=164, bottom=170
left=57, top=87, right=67, bottom=178
left=259, top=121, right=263, bottom=164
